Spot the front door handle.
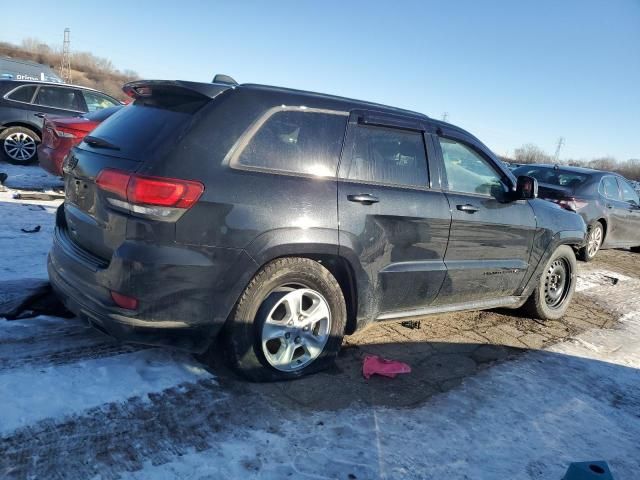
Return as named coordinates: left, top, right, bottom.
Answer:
left=606, top=204, right=613, bottom=209
left=34, top=113, right=46, bottom=118
left=347, top=194, right=379, bottom=205
left=456, top=204, right=479, bottom=213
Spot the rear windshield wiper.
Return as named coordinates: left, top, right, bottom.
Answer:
left=84, top=135, right=120, bottom=150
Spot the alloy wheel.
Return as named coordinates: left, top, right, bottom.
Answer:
left=587, top=225, right=603, bottom=258
left=3, top=132, right=37, bottom=162
left=260, top=286, right=332, bottom=372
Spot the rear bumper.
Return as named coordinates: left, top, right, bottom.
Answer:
left=48, top=206, right=257, bottom=352
left=37, top=145, right=66, bottom=176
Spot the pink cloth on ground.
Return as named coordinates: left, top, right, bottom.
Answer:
left=362, top=354, right=411, bottom=379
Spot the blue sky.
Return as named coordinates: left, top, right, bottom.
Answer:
left=2, top=0, right=638, bottom=160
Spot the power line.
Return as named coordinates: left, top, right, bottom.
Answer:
left=59, top=28, right=72, bottom=83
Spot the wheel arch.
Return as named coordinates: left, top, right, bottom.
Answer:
left=0, top=122, right=42, bottom=139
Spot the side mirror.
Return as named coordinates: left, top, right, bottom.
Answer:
left=515, top=175, right=538, bottom=200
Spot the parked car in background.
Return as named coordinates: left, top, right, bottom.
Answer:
left=49, top=78, right=585, bottom=382
left=38, top=105, right=123, bottom=176
left=513, top=164, right=640, bottom=261
left=0, top=80, right=120, bottom=164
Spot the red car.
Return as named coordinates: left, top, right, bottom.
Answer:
left=38, top=106, right=123, bottom=176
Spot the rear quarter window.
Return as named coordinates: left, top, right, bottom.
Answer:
left=231, top=107, right=348, bottom=177
left=6, top=85, right=37, bottom=103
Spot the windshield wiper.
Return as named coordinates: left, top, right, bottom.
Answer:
left=84, top=135, right=120, bottom=150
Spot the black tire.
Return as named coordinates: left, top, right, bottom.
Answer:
left=577, top=221, right=603, bottom=262
left=521, top=245, right=577, bottom=321
left=222, top=257, right=347, bottom=382
left=1, top=126, right=40, bottom=164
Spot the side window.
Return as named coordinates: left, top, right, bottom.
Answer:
left=341, top=124, right=428, bottom=188
left=600, top=177, right=620, bottom=200
left=439, top=137, right=503, bottom=196
left=83, top=91, right=119, bottom=112
left=6, top=85, right=37, bottom=103
left=235, top=109, right=347, bottom=176
left=35, top=87, right=84, bottom=111
left=617, top=178, right=639, bottom=205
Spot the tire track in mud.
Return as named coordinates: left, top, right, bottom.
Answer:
left=0, top=378, right=378, bottom=480
left=0, top=319, right=148, bottom=371
left=0, top=342, right=149, bottom=371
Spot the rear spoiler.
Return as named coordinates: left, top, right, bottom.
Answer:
left=122, top=80, right=233, bottom=100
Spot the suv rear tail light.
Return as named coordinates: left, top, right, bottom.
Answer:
left=96, top=169, right=204, bottom=219
left=545, top=197, right=588, bottom=212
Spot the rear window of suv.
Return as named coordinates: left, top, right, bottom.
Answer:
left=80, top=94, right=209, bottom=160
left=232, top=107, right=348, bottom=177
left=6, top=85, right=37, bottom=103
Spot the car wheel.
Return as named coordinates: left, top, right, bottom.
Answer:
left=1, top=126, right=40, bottom=164
left=222, top=257, right=347, bottom=382
left=577, top=222, right=603, bottom=262
left=521, top=245, right=577, bottom=321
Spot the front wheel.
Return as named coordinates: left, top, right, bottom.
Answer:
left=521, top=245, right=577, bottom=320
left=222, top=257, right=347, bottom=382
left=1, top=127, right=40, bottom=164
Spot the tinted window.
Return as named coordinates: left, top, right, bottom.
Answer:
left=84, top=105, right=123, bottom=122
left=81, top=97, right=208, bottom=161
left=342, top=125, right=428, bottom=187
left=236, top=109, right=347, bottom=177
left=35, top=87, right=84, bottom=111
left=439, top=138, right=502, bottom=196
left=600, top=176, right=620, bottom=199
left=514, top=166, right=588, bottom=188
left=617, top=178, right=639, bottom=204
left=7, top=85, right=36, bottom=103
left=83, top=91, right=119, bottom=112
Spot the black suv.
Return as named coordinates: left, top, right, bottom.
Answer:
left=48, top=78, right=586, bottom=381
left=0, top=80, right=120, bottom=164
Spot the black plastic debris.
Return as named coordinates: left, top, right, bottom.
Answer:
left=0, top=279, right=73, bottom=320
left=20, top=225, right=41, bottom=233
left=400, top=320, right=421, bottom=330
left=13, top=192, right=65, bottom=201
left=563, top=461, right=615, bottom=479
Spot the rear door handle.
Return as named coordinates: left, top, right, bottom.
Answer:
left=456, top=204, right=479, bottom=213
left=34, top=113, right=46, bottom=118
left=347, top=194, right=379, bottom=205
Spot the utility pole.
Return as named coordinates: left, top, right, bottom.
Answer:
left=59, top=28, right=72, bottom=83
left=554, top=137, right=565, bottom=162
left=442, top=112, right=449, bottom=122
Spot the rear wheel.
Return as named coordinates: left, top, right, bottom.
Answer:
left=1, top=127, right=40, bottom=164
left=222, top=257, right=347, bottom=382
left=521, top=245, right=577, bottom=320
left=577, top=222, right=603, bottom=262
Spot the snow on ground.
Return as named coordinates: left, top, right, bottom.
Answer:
left=0, top=163, right=639, bottom=479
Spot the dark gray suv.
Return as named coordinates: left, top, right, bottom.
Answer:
left=0, top=80, right=120, bottom=164
left=48, top=78, right=586, bottom=381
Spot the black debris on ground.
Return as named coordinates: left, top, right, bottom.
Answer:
left=0, top=279, right=73, bottom=320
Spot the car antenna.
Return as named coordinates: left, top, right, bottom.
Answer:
left=212, top=74, right=238, bottom=85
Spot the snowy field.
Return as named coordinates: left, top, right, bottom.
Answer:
left=0, top=163, right=639, bottom=479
